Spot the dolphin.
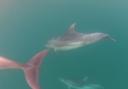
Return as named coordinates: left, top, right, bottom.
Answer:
left=59, top=78, right=103, bottom=89
left=59, top=76, right=88, bottom=89
left=0, top=49, right=48, bottom=89
left=46, top=23, right=115, bottom=51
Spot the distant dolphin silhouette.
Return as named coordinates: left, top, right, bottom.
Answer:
left=46, top=23, right=115, bottom=51
left=0, top=49, right=48, bottom=89
left=59, top=78, right=104, bottom=89
left=59, top=77, right=88, bottom=89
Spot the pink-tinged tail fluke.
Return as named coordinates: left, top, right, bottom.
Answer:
left=0, top=56, right=22, bottom=69
left=23, top=49, right=48, bottom=89
left=0, top=49, right=49, bottom=89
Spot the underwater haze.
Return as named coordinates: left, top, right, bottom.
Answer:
left=0, top=0, right=128, bottom=89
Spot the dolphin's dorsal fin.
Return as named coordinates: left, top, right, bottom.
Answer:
left=83, top=76, right=88, bottom=82
left=63, top=23, right=78, bottom=36
left=68, top=23, right=77, bottom=34
left=60, top=23, right=83, bottom=41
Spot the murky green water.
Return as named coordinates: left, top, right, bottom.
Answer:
left=0, top=0, right=128, bottom=89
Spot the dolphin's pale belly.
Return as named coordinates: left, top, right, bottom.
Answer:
left=54, top=41, right=85, bottom=51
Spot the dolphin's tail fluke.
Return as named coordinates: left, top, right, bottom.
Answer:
left=23, top=50, right=48, bottom=89
left=0, top=56, right=23, bottom=69
left=0, top=49, right=49, bottom=89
